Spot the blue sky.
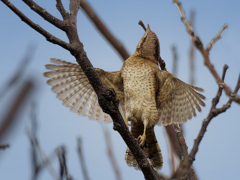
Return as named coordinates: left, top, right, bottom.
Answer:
left=0, top=0, right=239, bottom=179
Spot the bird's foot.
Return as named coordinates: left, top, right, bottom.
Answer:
left=138, top=134, right=146, bottom=147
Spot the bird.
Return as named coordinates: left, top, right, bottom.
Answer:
left=43, top=25, right=205, bottom=170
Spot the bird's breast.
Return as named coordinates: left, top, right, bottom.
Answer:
left=121, top=60, right=158, bottom=116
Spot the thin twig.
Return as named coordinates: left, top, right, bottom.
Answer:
left=1, top=0, right=72, bottom=51
left=173, top=66, right=240, bottom=179
left=101, top=124, right=122, bottom=180
left=56, top=0, right=68, bottom=19
left=79, top=0, right=130, bottom=60
left=173, top=0, right=240, bottom=104
left=26, top=128, right=59, bottom=180
left=0, top=81, right=34, bottom=140
left=77, top=138, right=90, bottom=180
left=190, top=66, right=239, bottom=163
left=57, top=149, right=64, bottom=180
left=206, top=24, right=228, bottom=52
left=57, top=146, right=70, bottom=180
left=0, top=144, right=10, bottom=149
left=29, top=100, right=38, bottom=180
left=189, top=10, right=195, bottom=85
left=22, top=0, right=65, bottom=30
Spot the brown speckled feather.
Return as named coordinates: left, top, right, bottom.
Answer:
left=44, top=26, right=205, bottom=170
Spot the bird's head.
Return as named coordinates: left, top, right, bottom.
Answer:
left=134, top=25, right=160, bottom=64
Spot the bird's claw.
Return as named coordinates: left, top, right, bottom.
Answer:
left=138, top=134, right=146, bottom=147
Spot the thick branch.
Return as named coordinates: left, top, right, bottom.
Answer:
left=173, top=0, right=240, bottom=104
left=79, top=0, right=130, bottom=60
left=0, top=0, right=158, bottom=179
left=69, top=0, right=80, bottom=25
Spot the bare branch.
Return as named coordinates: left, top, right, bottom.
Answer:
left=0, top=81, right=33, bottom=140
left=1, top=0, right=73, bottom=51
left=70, top=0, right=80, bottom=18
left=56, top=0, right=69, bottom=19
left=189, top=10, right=195, bottom=85
left=206, top=24, right=228, bottom=52
left=26, top=128, right=59, bottom=180
left=173, top=0, right=240, bottom=104
left=57, top=146, right=71, bottom=180
left=173, top=66, right=240, bottom=179
left=22, top=0, right=65, bottom=30
left=79, top=0, right=130, bottom=60
left=165, top=125, right=181, bottom=159
left=77, top=138, right=90, bottom=180
left=101, top=124, right=122, bottom=180
left=1, top=0, right=157, bottom=178
left=173, top=0, right=195, bottom=37
left=0, top=144, right=9, bottom=149
left=172, top=124, right=188, bottom=159
left=189, top=66, right=239, bottom=164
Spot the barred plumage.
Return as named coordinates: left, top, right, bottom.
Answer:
left=44, top=58, right=124, bottom=123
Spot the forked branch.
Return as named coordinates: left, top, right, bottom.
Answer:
left=173, top=0, right=240, bottom=104
left=173, top=66, right=240, bottom=179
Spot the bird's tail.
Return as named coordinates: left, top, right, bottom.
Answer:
left=125, top=122, right=163, bottom=170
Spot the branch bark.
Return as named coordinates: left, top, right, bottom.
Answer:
left=173, top=0, right=240, bottom=105
left=173, top=65, right=240, bottom=179
left=1, top=0, right=157, bottom=179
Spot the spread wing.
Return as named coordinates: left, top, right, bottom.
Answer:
left=43, top=58, right=125, bottom=123
left=156, top=70, right=205, bottom=126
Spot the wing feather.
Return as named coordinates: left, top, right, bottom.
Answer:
left=44, top=58, right=124, bottom=123
left=156, top=70, right=205, bottom=126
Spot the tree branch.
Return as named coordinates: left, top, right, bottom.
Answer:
left=0, top=144, right=9, bottom=149
left=173, top=0, right=240, bottom=104
left=189, top=10, right=195, bottom=85
left=79, top=0, right=130, bottom=60
left=1, top=0, right=157, bottom=179
left=1, top=0, right=73, bottom=51
left=173, top=66, right=240, bottom=179
left=101, top=124, right=122, bottom=180
left=77, top=138, right=90, bottom=180
left=56, top=0, right=68, bottom=19
left=206, top=24, right=228, bottom=52
left=22, top=0, right=66, bottom=30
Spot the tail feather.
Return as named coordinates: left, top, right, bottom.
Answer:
left=125, top=122, right=163, bottom=170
